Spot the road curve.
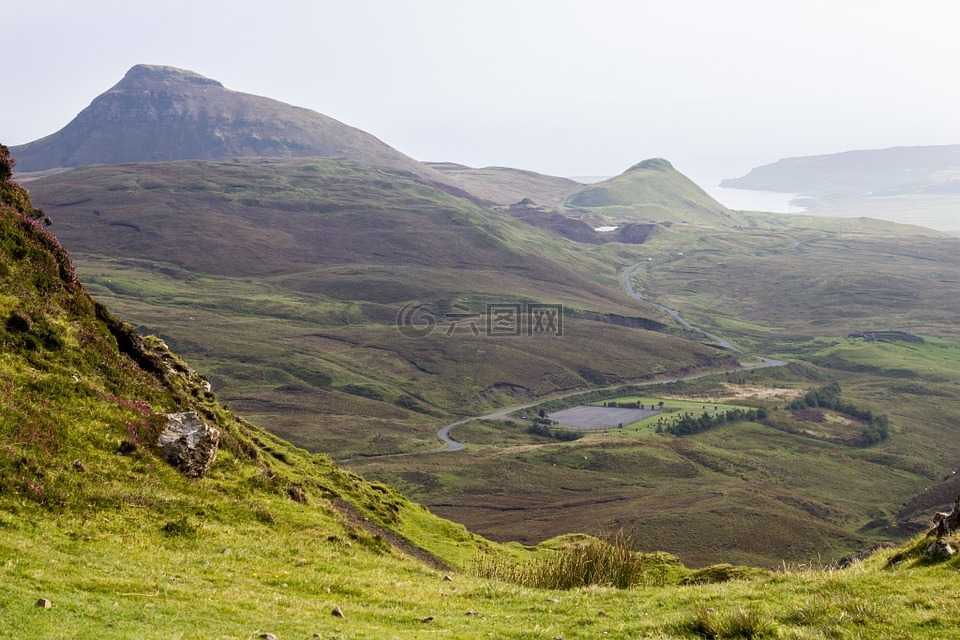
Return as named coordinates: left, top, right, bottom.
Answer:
left=622, top=262, right=743, bottom=353
left=351, top=261, right=787, bottom=460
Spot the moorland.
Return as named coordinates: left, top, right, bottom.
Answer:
left=5, top=62, right=960, bottom=638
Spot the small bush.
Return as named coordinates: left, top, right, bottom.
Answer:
left=688, top=604, right=775, bottom=638
left=475, top=530, right=667, bottom=590
left=681, top=563, right=769, bottom=585
left=161, top=516, right=200, bottom=538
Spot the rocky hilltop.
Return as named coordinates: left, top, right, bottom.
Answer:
left=10, top=64, right=438, bottom=177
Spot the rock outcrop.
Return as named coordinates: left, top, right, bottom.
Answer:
left=927, top=494, right=960, bottom=557
left=158, top=411, right=220, bottom=478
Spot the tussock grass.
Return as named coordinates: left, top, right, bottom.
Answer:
left=687, top=603, right=775, bottom=639
left=475, top=530, right=680, bottom=589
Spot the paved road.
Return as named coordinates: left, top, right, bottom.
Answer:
left=622, top=261, right=743, bottom=353
left=354, top=260, right=787, bottom=459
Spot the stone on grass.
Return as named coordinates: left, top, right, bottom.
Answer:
left=332, top=605, right=345, bottom=618
left=158, top=411, right=220, bottom=478
left=928, top=539, right=955, bottom=558
left=35, top=598, right=51, bottom=609
left=928, top=494, right=960, bottom=558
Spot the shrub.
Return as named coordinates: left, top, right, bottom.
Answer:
left=475, top=530, right=671, bottom=590
left=161, top=516, right=200, bottom=538
left=688, top=603, right=775, bottom=638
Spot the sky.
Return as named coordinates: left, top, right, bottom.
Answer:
left=4, top=0, right=960, bottom=186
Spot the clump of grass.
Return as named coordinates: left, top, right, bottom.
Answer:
left=688, top=603, right=776, bottom=638
left=161, top=516, right=200, bottom=538
left=475, top=529, right=670, bottom=589
left=682, top=563, right=770, bottom=585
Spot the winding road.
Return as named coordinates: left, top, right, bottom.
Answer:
left=622, top=261, right=742, bottom=352
left=348, top=261, right=787, bottom=460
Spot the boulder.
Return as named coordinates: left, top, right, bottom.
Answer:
left=158, top=412, right=220, bottom=478
left=927, top=540, right=955, bottom=558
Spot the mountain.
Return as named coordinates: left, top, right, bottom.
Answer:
left=9, top=64, right=443, bottom=179
left=721, top=144, right=960, bottom=197
left=564, top=158, right=749, bottom=226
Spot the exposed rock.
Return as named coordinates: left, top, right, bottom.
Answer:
left=35, top=598, right=52, bottom=609
left=928, top=540, right=955, bottom=558
left=928, top=494, right=960, bottom=558
left=258, top=634, right=277, bottom=640
left=157, top=411, right=220, bottom=478
left=442, top=575, right=453, bottom=582
left=332, top=605, right=345, bottom=618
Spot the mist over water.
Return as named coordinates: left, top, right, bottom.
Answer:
left=704, top=185, right=805, bottom=214
left=570, top=173, right=960, bottom=236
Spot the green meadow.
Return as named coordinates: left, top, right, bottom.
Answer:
left=590, top=395, right=754, bottom=431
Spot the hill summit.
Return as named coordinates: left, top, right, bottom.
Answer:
left=564, top=157, right=746, bottom=226
left=10, top=64, right=435, bottom=176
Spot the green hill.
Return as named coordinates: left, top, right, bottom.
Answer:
left=7, top=145, right=960, bottom=639
left=564, top=158, right=749, bottom=226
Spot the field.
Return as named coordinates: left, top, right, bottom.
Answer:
left=585, top=395, right=754, bottom=431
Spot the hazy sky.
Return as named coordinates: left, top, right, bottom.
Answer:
left=4, top=0, right=960, bottom=185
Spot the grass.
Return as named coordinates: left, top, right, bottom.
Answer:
left=12, top=153, right=960, bottom=636
left=20, top=155, right=960, bottom=577
left=8, top=507, right=960, bottom=638
left=563, top=158, right=748, bottom=227
left=590, top=395, right=754, bottom=431
left=475, top=530, right=684, bottom=589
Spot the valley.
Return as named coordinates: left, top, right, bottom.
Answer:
left=20, top=144, right=960, bottom=568
left=3, top=0, right=960, bottom=628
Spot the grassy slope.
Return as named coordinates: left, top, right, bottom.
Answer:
left=564, top=158, right=750, bottom=227
left=6, top=203, right=960, bottom=639
left=8, top=160, right=960, bottom=638
left=624, top=222, right=960, bottom=526
left=28, top=158, right=731, bottom=457
left=26, top=157, right=960, bottom=568
left=347, top=214, right=960, bottom=566
left=426, top=162, right=585, bottom=208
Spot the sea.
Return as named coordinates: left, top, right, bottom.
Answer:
left=703, top=185, right=805, bottom=214
left=705, top=184, right=960, bottom=236
left=569, top=175, right=960, bottom=236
